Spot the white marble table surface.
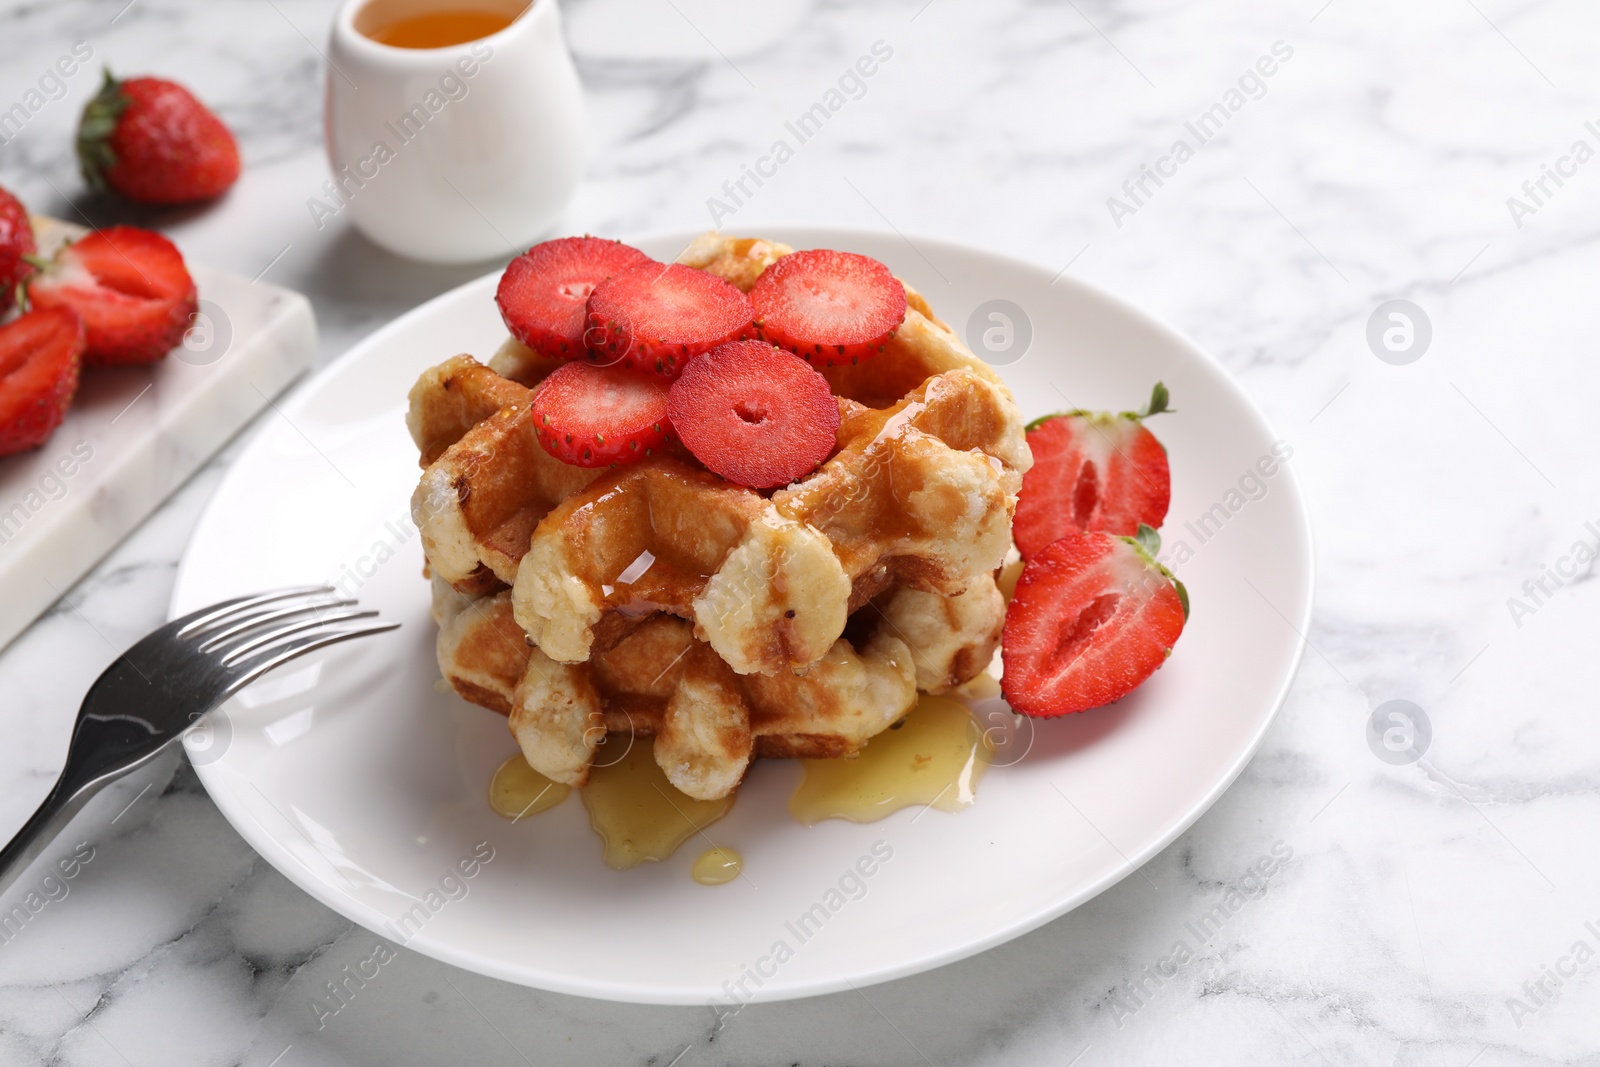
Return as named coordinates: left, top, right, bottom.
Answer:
left=3, top=0, right=1598, bottom=1063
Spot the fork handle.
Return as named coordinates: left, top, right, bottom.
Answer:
left=0, top=775, right=103, bottom=900
left=0, top=741, right=168, bottom=901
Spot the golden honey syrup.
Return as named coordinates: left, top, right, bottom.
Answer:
left=365, top=9, right=517, bottom=48
left=789, top=694, right=989, bottom=825
left=691, top=847, right=743, bottom=885
left=581, top=742, right=735, bottom=869
left=488, top=754, right=571, bottom=821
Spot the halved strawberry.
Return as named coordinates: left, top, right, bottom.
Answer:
left=749, top=249, right=907, bottom=367
left=0, top=185, right=34, bottom=315
left=531, top=361, right=672, bottom=468
left=27, top=225, right=196, bottom=366
left=666, top=340, right=839, bottom=489
left=496, top=237, right=654, bottom=361
left=0, top=307, right=85, bottom=458
left=1013, top=383, right=1172, bottom=557
left=1001, top=526, right=1188, bottom=717
left=586, top=262, right=753, bottom=377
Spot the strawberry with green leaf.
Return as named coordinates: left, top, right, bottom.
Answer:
left=27, top=226, right=197, bottom=365
left=1001, top=525, right=1188, bottom=717
left=77, top=70, right=240, bottom=205
left=1013, top=383, right=1172, bottom=557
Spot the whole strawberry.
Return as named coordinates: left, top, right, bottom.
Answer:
left=0, top=185, right=35, bottom=314
left=77, top=70, right=240, bottom=204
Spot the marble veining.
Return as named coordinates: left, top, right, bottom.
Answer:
left=2, top=0, right=1599, bottom=1063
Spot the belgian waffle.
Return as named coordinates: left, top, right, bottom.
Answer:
left=431, top=572, right=1003, bottom=799
left=411, top=233, right=1031, bottom=799
left=512, top=366, right=1027, bottom=678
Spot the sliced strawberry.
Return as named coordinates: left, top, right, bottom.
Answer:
left=531, top=361, right=673, bottom=468
left=1013, top=383, right=1172, bottom=557
left=27, top=225, right=197, bottom=366
left=666, top=340, right=840, bottom=489
left=0, top=308, right=85, bottom=458
left=749, top=249, right=907, bottom=367
left=586, top=262, right=753, bottom=378
left=0, top=185, right=34, bottom=315
left=496, top=237, right=655, bottom=361
left=1001, top=527, right=1187, bottom=717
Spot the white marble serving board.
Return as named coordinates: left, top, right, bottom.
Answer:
left=0, top=220, right=314, bottom=651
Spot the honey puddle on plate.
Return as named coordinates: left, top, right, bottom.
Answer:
left=691, top=847, right=744, bottom=885
left=581, top=743, right=735, bottom=869
left=489, top=693, right=994, bottom=869
left=489, top=754, right=570, bottom=820
left=789, top=694, right=990, bottom=826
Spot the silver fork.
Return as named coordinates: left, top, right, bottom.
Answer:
left=0, top=586, right=398, bottom=898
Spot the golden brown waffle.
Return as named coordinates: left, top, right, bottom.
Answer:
left=411, top=232, right=1030, bottom=799
left=432, top=572, right=1002, bottom=798
left=409, top=353, right=603, bottom=594
left=512, top=367, right=1026, bottom=675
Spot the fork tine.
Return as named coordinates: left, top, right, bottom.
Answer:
left=224, top=622, right=401, bottom=696
left=218, top=610, right=379, bottom=665
left=197, top=598, right=359, bottom=653
left=176, top=585, right=338, bottom=639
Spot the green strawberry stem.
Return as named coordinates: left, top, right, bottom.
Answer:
left=1024, top=381, right=1174, bottom=431
left=76, top=69, right=130, bottom=194
left=1135, top=381, right=1172, bottom=419
left=1132, top=522, right=1161, bottom=557
left=1121, top=522, right=1190, bottom=620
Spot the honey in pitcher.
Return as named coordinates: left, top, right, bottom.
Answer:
left=363, top=4, right=523, bottom=49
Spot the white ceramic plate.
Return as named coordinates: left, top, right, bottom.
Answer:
left=172, top=228, right=1312, bottom=1005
